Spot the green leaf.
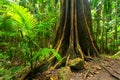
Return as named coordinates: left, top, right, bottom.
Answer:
left=51, top=49, right=62, bottom=61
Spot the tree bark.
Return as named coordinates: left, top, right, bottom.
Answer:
left=54, top=0, right=100, bottom=61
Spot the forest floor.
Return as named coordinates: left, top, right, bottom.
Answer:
left=34, top=56, right=120, bottom=80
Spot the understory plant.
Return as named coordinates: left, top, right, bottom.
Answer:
left=0, top=1, right=61, bottom=79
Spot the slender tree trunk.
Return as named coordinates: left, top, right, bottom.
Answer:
left=101, top=13, right=105, bottom=53
left=96, top=3, right=102, bottom=47
left=114, top=0, right=118, bottom=50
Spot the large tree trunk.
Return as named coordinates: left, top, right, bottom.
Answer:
left=54, top=0, right=100, bottom=61
left=21, top=0, right=100, bottom=79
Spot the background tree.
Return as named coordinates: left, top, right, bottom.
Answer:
left=91, top=0, right=120, bottom=53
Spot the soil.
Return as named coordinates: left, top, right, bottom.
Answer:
left=34, top=57, right=120, bottom=80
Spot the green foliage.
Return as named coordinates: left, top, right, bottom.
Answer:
left=33, top=48, right=62, bottom=62
left=91, top=0, right=120, bottom=51
left=0, top=1, right=60, bottom=79
left=0, top=0, right=119, bottom=79
left=7, top=2, right=37, bottom=37
left=112, top=51, right=120, bottom=58
left=90, top=0, right=100, bottom=9
left=0, top=65, right=24, bottom=80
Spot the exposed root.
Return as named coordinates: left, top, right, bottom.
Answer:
left=83, top=62, right=95, bottom=80
left=83, top=70, right=90, bottom=80
left=19, top=55, right=56, bottom=80
left=101, top=65, right=120, bottom=80
left=50, top=56, right=66, bottom=70
left=66, top=54, right=70, bottom=66
left=75, top=43, right=84, bottom=60
left=66, top=45, right=77, bottom=59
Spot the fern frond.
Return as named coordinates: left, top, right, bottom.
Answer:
left=6, top=2, right=37, bottom=36
left=32, top=48, right=62, bottom=62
